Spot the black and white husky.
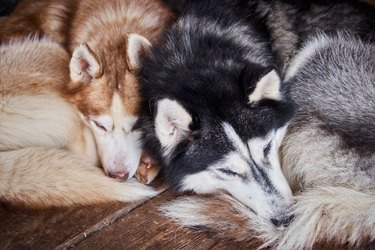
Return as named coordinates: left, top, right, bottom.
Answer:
left=138, top=0, right=295, bottom=224
left=159, top=1, right=375, bottom=249
left=161, top=31, right=375, bottom=250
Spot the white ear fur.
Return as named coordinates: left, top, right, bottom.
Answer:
left=248, top=70, right=281, bottom=103
left=155, top=99, right=192, bottom=157
left=127, top=33, right=152, bottom=70
left=70, top=43, right=101, bottom=83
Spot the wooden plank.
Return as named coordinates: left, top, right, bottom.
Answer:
left=73, top=191, right=220, bottom=250
left=0, top=199, right=149, bottom=250
left=210, top=240, right=262, bottom=250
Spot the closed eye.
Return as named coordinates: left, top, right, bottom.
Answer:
left=263, top=141, right=271, bottom=157
left=218, top=168, right=247, bottom=180
left=218, top=168, right=238, bottom=176
left=93, top=120, right=107, bottom=132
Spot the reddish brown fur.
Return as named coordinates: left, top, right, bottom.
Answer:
left=0, top=0, right=77, bottom=46
left=165, top=194, right=375, bottom=249
left=66, top=0, right=174, bottom=117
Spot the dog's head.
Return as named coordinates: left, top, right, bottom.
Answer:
left=140, top=59, right=295, bottom=224
left=66, top=34, right=151, bottom=181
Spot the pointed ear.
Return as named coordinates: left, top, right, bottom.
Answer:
left=70, top=42, right=101, bottom=83
left=155, top=98, right=192, bottom=157
left=127, top=33, right=152, bottom=70
left=248, top=69, right=281, bottom=103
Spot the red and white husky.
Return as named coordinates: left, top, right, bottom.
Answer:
left=67, top=0, right=173, bottom=181
left=0, top=0, right=172, bottom=208
left=0, top=38, right=161, bottom=208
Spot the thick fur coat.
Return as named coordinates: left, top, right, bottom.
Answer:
left=0, top=38, right=158, bottom=208
left=0, top=0, right=77, bottom=46
left=160, top=1, right=375, bottom=249
left=139, top=0, right=295, bottom=223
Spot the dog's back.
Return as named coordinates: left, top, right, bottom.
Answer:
left=252, top=0, right=375, bottom=64
left=69, top=0, right=173, bottom=51
left=271, top=33, right=375, bottom=250
left=0, top=0, right=77, bottom=46
left=0, top=38, right=77, bottom=151
left=283, top=33, right=375, bottom=191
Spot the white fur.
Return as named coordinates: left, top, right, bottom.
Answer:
left=155, top=98, right=192, bottom=159
left=249, top=70, right=281, bottom=103
left=160, top=196, right=219, bottom=227
left=70, top=43, right=100, bottom=82
left=275, top=123, right=289, bottom=148
left=274, top=186, right=375, bottom=249
left=160, top=193, right=281, bottom=246
left=181, top=122, right=292, bottom=221
left=284, top=34, right=330, bottom=81
left=0, top=94, right=77, bottom=151
left=127, top=33, right=151, bottom=70
left=222, top=123, right=249, bottom=158
left=180, top=171, right=222, bottom=194
left=88, top=94, right=142, bottom=179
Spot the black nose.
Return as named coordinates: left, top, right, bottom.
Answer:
left=271, top=214, right=295, bottom=227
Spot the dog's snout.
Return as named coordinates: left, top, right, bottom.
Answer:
left=108, top=170, right=129, bottom=181
left=271, top=214, right=295, bottom=227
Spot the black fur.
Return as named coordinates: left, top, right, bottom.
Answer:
left=138, top=0, right=294, bottom=189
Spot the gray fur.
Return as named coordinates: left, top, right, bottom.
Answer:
left=273, top=33, right=375, bottom=248
left=251, top=0, right=375, bottom=66
left=283, top=32, right=375, bottom=191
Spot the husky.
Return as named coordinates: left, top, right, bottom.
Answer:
left=273, top=32, right=375, bottom=249
left=246, top=0, right=375, bottom=66
left=138, top=0, right=295, bottom=224
left=0, top=0, right=77, bottom=46
left=66, top=0, right=173, bottom=181
left=161, top=33, right=375, bottom=249
left=0, top=38, right=160, bottom=208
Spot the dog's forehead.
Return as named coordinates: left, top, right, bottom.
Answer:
left=228, top=106, right=277, bottom=138
left=221, top=122, right=249, bottom=156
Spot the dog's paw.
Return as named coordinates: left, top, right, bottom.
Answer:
left=135, top=154, right=160, bottom=184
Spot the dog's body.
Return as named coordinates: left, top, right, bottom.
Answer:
left=67, top=0, right=173, bottom=181
left=161, top=33, right=375, bottom=249
left=0, top=0, right=77, bottom=46
left=273, top=33, right=375, bottom=249
left=139, top=0, right=295, bottom=224
left=249, top=0, right=375, bottom=65
left=159, top=1, right=375, bottom=248
left=0, top=38, right=158, bottom=208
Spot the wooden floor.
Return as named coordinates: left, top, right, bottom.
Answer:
left=3, top=1, right=375, bottom=249
left=0, top=186, right=252, bottom=250
left=2, top=187, right=374, bottom=250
